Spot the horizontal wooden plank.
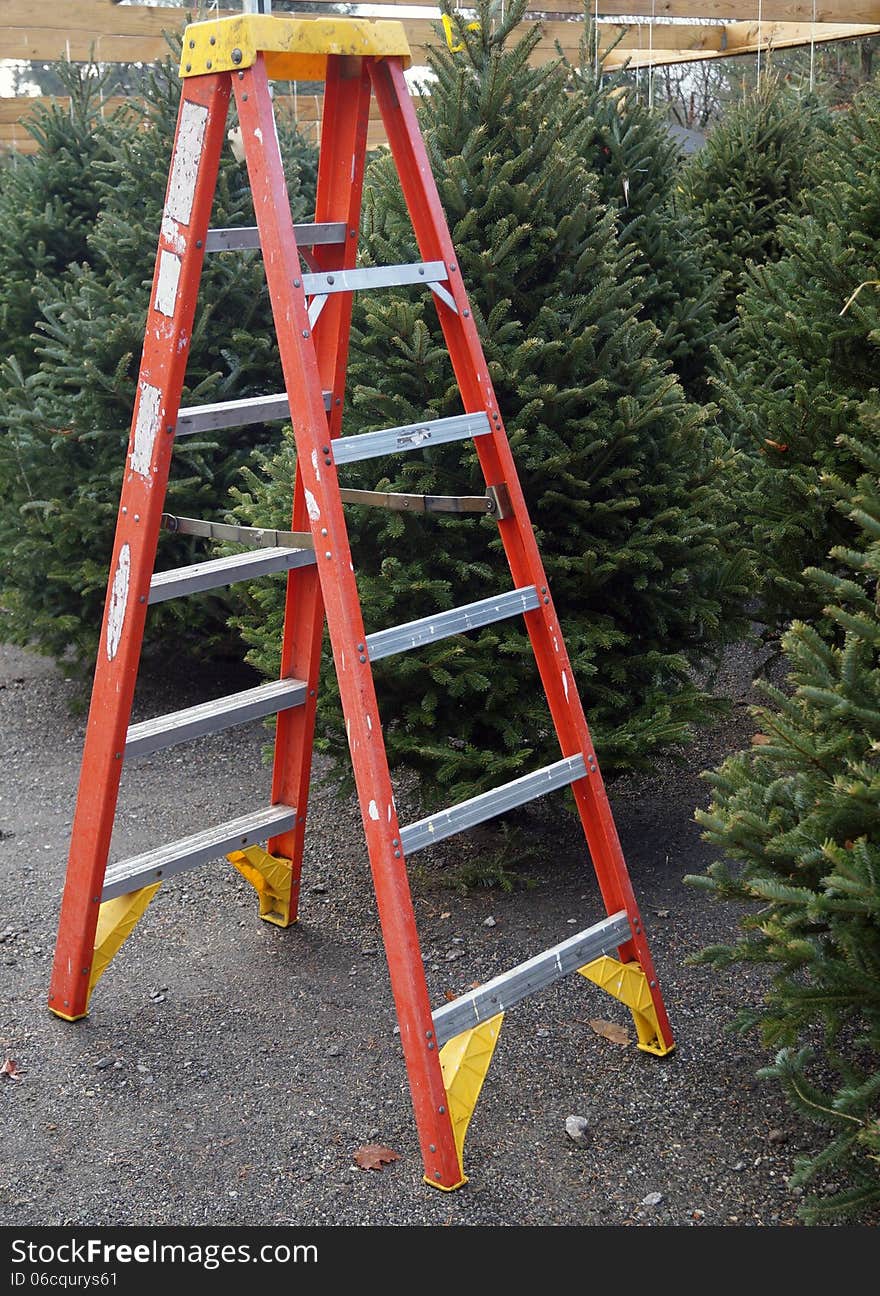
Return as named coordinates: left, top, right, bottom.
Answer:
left=6, top=1, right=880, bottom=39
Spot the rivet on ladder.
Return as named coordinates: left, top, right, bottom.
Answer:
left=185, top=64, right=191, bottom=73
left=293, top=279, right=301, bottom=287
left=209, top=36, right=216, bottom=45
left=302, top=330, right=310, bottom=338
left=231, top=48, right=242, bottom=65
left=438, top=1106, right=446, bottom=1115
left=206, top=61, right=212, bottom=69
left=429, top=1144, right=436, bottom=1152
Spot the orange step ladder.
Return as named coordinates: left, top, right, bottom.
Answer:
left=49, top=11, right=674, bottom=1191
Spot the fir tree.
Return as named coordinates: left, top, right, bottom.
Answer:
left=687, top=435, right=880, bottom=1223
left=710, top=82, right=880, bottom=637
left=232, top=0, right=748, bottom=808
left=681, top=75, right=826, bottom=326
left=566, top=49, right=721, bottom=395
left=0, top=62, right=121, bottom=373
left=0, top=58, right=318, bottom=671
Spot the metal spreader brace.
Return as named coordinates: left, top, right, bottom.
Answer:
left=48, top=11, right=675, bottom=1191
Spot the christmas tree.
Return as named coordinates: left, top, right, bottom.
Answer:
left=0, top=62, right=120, bottom=373
left=687, top=434, right=880, bottom=1222
left=566, top=47, right=721, bottom=395
left=710, top=81, right=880, bottom=637
left=232, top=0, right=747, bottom=809
left=0, top=57, right=317, bottom=671
left=681, top=75, right=825, bottom=327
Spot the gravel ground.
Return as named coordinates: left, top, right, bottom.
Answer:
left=0, top=637, right=859, bottom=1228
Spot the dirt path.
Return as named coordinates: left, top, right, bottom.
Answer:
left=0, top=639, right=835, bottom=1226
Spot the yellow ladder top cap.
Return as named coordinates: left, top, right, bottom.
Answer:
left=180, top=14, right=411, bottom=80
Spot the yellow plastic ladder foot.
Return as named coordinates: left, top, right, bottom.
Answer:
left=50, top=884, right=160, bottom=1021
left=425, top=1012, right=504, bottom=1189
left=578, top=955, right=675, bottom=1056
left=228, top=844, right=295, bottom=927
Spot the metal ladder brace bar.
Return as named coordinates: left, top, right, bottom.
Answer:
left=400, top=753, right=588, bottom=854
left=205, top=221, right=347, bottom=252
left=431, top=910, right=632, bottom=1046
left=366, top=586, right=540, bottom=662
left=331, top=411, right=491, bottom=466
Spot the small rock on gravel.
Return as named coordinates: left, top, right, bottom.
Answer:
left=482, top=916, right=496, bottom=928
left=641, top=1192, right=663, bottom=1207
left=565, top=1115, right=589, bottom=1144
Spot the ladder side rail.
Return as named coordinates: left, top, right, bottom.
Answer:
left=233, top=56, right=464, bottom=1188
left=48, top=74, right=232, bottom=1022
left=370, top=57, right=672, bottom=1049
left=264, top=59, right=371, bottom=900
left=310, top=57, right=373, bottom=441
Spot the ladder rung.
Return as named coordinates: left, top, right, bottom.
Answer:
left=331, top=412, right=492, bottom=466
left=366, top=587, right=540, bottom=663
left=400, top=754, right=589, bottom=855
left=175, top=390, right=331, bottom=437
left=302, top=260, right=447, bottom=298
left=101, top=805, right=296, bottom=901
left=431, top=911, right=632, bottom=1046
left=125, top=678, right=307, bottom=759
left=149, top=546, right=316, bottom=604
left=205, top=221, right=347, bottom=252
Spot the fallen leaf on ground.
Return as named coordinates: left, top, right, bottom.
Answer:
left=354, top=1144, right=400, bottom=1171
left=654, top=908, right=670, bottom=918
left=2, top=1058, right=22, bottom=1079
left=751, top=733, right=771, bottom=746
left=588, top=1019, right=630, bottom=1047
left=443, top=989, right=457, bottom=1002
left=440, top=912, right=451, bottom=920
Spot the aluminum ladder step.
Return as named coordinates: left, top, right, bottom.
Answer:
left=302, top=260, right=448, bottom=298
left=149, top=545, right=316, bottom=604
left=431, top=910, right=632, bottom=1046
left=205, top=221, right=347, bottom=252
left=102, top=804, right=296, bottom=900
left=175, top=389, right=331, bottom=437
left=366, top=587, right=540, bottom=663
left=331, top=411, right=492, bottom=466
left=304, top=261, right=455, bottom=326
left=400, top=754, right=588, bottom=855
left=125, top=677, right=307, bottom=759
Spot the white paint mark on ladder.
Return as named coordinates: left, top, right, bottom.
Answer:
left=305, top=489, right=321, bottom=521
left=106, top=543, right=131, bottom=662
left=130, top=383, right=162, bottom=481
left=160, top=214, right=186, bottom=255
left=155, top=251, right=182, bottom=318
left=561, top=669, right=569, bottom=700
left=311, top=449, right=321, bottom=482
left=165, top=100, right=209, bottom=226
left=254, top=127, right=263, bottom=143
left=368, top=800, right=380, bottom=821
left=365, top=713, right=372, bottom=733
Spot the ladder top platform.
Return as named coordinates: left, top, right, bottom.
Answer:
left=180, top=15, right=412, bottom=81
